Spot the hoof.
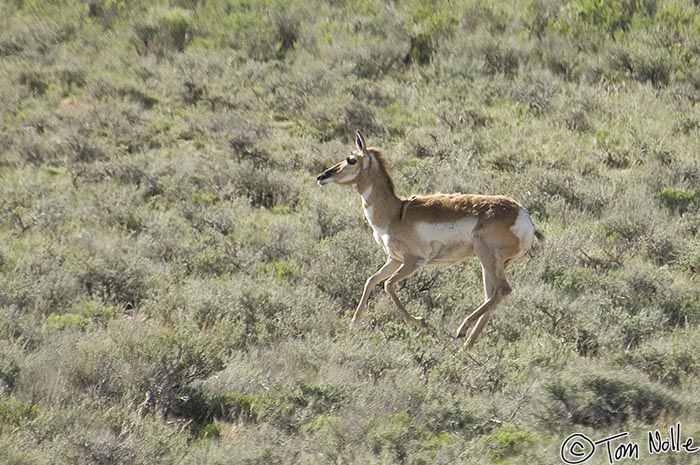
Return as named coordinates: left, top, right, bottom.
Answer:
left=455, top=322, right=470, bottom=339
left=351, top=308, right=365, bottom=325
left=411, top=316, right=426, bottom=329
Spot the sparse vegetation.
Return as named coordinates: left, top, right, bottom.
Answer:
left=1, top=0, right=699, bottom=463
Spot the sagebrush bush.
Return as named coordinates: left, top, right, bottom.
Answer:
left=617, top=330, right=700, bottom=387
left=544, top=364, right=680, bottom=428
left=133, top=7, right=195, bottom=57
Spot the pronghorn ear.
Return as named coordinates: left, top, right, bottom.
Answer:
left=355, top=130, right=366, bottom=154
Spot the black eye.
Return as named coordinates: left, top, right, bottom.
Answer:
left=347, top=157, right=357, bottom=165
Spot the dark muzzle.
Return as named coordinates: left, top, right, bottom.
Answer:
left=316, top=168, right=336, bottom=184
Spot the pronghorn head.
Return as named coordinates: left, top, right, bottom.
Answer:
left=317, top=130, right=370, bottom=186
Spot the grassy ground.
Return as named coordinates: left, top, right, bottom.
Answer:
left=1, top=0, right=700, bottom=464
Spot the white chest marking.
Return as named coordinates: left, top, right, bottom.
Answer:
left=367, top=215, right=388, bottom=247
left=363, top=204, right=390, bottom=251
left=361, top=186, right=384, bottom=242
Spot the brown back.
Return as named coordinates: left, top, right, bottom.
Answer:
left=400, top=193, right=521, bottom=224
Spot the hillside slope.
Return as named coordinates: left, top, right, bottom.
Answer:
left=1, top=1, right=699, bottom=464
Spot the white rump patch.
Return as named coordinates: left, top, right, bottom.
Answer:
left=511, top=208, right=535, bottom=252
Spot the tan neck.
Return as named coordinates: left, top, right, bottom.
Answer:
left=356, top=156, right=401, bottom=228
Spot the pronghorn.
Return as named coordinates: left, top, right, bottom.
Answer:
left=317, top=130, right=544, bottom=347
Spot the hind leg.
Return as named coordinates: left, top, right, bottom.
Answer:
left=463, top=264, right=496, bottom=343
left=456, top=243, right=511, bottom=345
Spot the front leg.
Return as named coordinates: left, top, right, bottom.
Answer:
left=384, top=257, right=426, bottom=329
left=352, top=257, right=402, bottom=323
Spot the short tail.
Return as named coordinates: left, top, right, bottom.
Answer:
left=534, top=229, right=546, bottom=243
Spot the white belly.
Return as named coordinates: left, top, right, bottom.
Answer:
left=415, top=218, right=477, bottom=264
left=364, top=207, right=479, bottom=264
left=415, top=218, right=477, bottom=244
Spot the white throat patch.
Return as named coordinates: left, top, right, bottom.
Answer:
left=361, top=186, right=373, bottom=203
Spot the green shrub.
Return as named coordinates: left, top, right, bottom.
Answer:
left=0, top=349, right=20, bottom=395
left=544, top=366, right=679, bottom=428
left=605, top=38, right=672, bottom=88
left=0, top=440, right=38, bottom=465
left=308, top=97, right=376, bottom=142
left=133, top=7, right=195, bottom=57
left=205, top=391, right=268, bottom=424
left=617, top=332, right=700, bottom=386
left=77, top=251, right=149, bottom=310
left=0, top=397, right=39, bottom=432
left=113, top=321, right=225, bottom=423
left=55, top=66, right=86, bottom=96
left=202, top=1, right=304, bottom=61
left=486, top=425, right=534, bottom=463
left=233, top=164, right=300, bottom=209
left=255, top=259, right=299, bottom=283
left=683, top=246, right=700, bottom=273
left=18, top=69, right=49, bottom=96
left=15, top=130, right=59, bottom=166
left=644, top=235, right=678, bottom=266
left=675, top=112, right=700, bottom=135
left=365, top=411, right=429, bottom=462
left=539, top=172, right=605, bottom=216
left=42, top=312, right=90, bottom=331
left=601, top=261, right=692, bottom=339
left=304, top=229, right=382, bottom=311
left=658, top=187, right=697, bottom=214
left=524, top=0, right=563, bottom=39
left=479, top=39, right=521, bottom=77
left=407, top=32, right=434, bottom=65
left=553, top=0, right=656, bottom=39
left=86, top=0, right=127, bottom=28
left=512, top=70, right=560, bottom=116
left=196, top=421, right=221, bottom=440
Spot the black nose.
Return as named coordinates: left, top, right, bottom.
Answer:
left=317, top=171, right=330, bottom=181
